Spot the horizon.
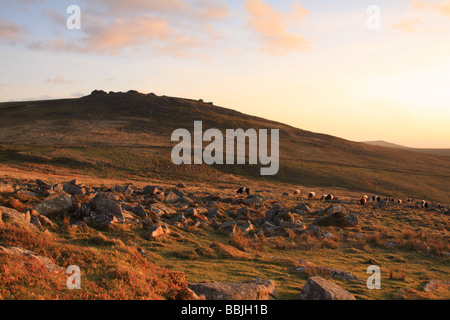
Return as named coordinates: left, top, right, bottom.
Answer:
left=1, top=0, right=450, bottom=148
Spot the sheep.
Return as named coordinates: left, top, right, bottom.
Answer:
left=237, top=187, right=250, bottom=195
left=363, top=195, right=369, bottom=200
left=420, top=200, right=429, bottom=209
left=308, top=192, right=316, bottom=199
left=325, top=194, right=335, bottom=201
left=319, top=194, right=327, bottom=201
left=293, top=190, right=301, bottom=196
left=360, top=198, right=368, bottom=206
left=372, top=196, right=381, bottom=202
left=397, top=200, right=403, bottom=204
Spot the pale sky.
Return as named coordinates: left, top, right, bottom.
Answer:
left=1, top=0, right=449, bottom=148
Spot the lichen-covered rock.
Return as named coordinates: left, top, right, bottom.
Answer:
left=188, top=279, right=277, bottom=300
left=244, top=195, right=265, bottom=207
left=294, top=266, right=363, bottom=282
left=0, top=206, right=37, bottom=230
left=34, top=193, right=73, bottom=217
left=147, top=224, right=171, bottom=239
left=89, top=211, right=118, bottom=228
left=299, top=277, right=356, bottom=300
left=313, top=208, right=358, bottom=228
left=90, top=192, right=123, bottom=221
left=0, top=246, right=64, bottom=273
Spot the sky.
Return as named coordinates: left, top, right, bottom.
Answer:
left=0, top=0, right=449, bottom=148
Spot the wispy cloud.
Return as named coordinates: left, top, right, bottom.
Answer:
left=245, top=0, right=311, bottom=56
left=27, top=0, right=230, bottom=57
left=0, top=19, right=25, bottom=42
left=412, top=0, right=450, bottom=16
left=391, top=18, right=423, bottom=32
left=44, top=76, right=75, bottom=85
left=391, top=0, right=450, bottom=33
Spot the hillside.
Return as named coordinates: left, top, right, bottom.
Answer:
left=1, top=90, right=450, bottom=203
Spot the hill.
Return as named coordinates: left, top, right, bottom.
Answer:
left=0, top=90, right=449, bottom=301
left=363, top=141, right=450, bottom=158
left=1, top=90, right=450, bottom=203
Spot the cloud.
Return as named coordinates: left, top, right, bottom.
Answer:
left=245, top=0, right=311, bottom=56
left=83, top=16, right=171, bottom=55
left=391, top=1, right=450, bottom=33
left=433, top=0, right=450, bottom=16
left=28, top=0, right=230, bottom=57
left=86, top=0, right=229, bottom=21
left=44, top=76, right=75, bottom=85
left=391, top=18, right=423, bottom=32
left=411, top=0, right=450, bottom=16
left=0, top=19, right=25, bottom=42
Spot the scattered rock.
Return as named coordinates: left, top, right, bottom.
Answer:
left=0, top=206, right=37, bottom=229
left=7, top=198, right=26, bottom=212
left=295, top=203, right=310, bottom=213
left=325, top=205, right=344, bottom=216
left=188, top=279, right=277, bottom=300
left=313, top=209, right=358, bottom=228
left=244, top=195, right=265, bottom=207
left=219, top=221, right=237, bottom=234
left=299, top=277, right=356, bottom=300
left=131, top=204, right=147, bottom=218
left=242, top=220, right=254, bottom=234
left=143, top=186, right=160, bottom=195
left=149, top=203, right=176, bottom=216
left=294, top=265, right=363, bottom=282
left=34, top=193, right=73, bottom=217
left=90, top=192, right=123, bottom=221
left=0, top=246, right=64, bottom=273
left=89, top=211, right=118, bottom=228
left=147, top=224, right=171, bottom=239
left=63, top=183, right=86, bottom=196
left=423, top=280, right=450, bottom=293
left=164, top=191, right=181, bottom=204
left=262, top=221, right=289, bottom=237
left=0, top=184, right=14, bottom=193
left=396, top=287, right=438, bottom=300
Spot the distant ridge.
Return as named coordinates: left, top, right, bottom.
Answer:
left=363, top=141, right=450, bottom=157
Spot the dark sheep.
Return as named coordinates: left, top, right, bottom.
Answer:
left=237, top=187, right=250, bottom=195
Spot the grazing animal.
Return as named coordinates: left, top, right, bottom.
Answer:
left=237, top=187, right=250, bottom=195
left=137, top=248, right=147, bottom=256
left=372, top=196, right=381, bottom=202
left=308, top=192, right=316, bottom=199
left=397, top=200, right=403, bottom=204
left=360, top=198, right=367, bottom=206
left=407, top=198, right=413, bottom=203
left=293, top=190, right=301, bottom=195
left=421, top=200, right=429, bottom=209
left=325, top=194, right=335, bottom=201
left=363, top=195, right=369, bottom=200
left=319, top=194, right=327, bottom=201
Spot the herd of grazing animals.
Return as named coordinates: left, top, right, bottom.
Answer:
left=235, top=187, right=445, bottom=212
